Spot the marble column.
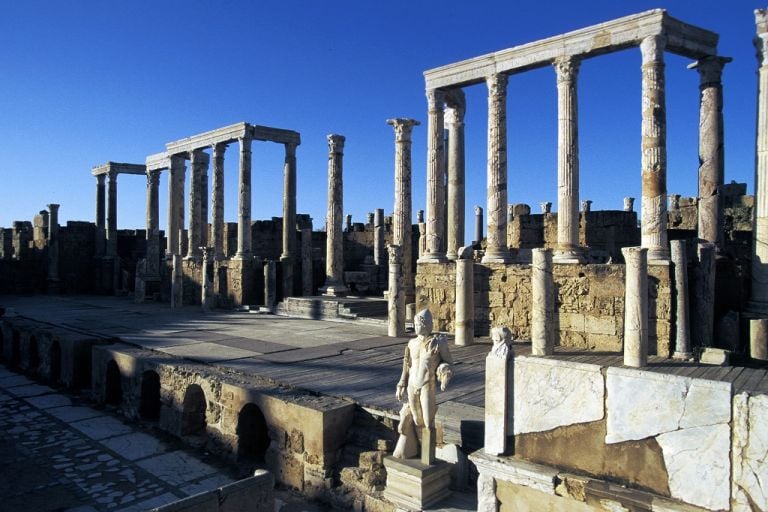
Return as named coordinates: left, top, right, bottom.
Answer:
left=420, top=89, right=447, bottom=262
left=373, top=208, right=385, bottom=266
left=624, top=197, right=635, bottom=212
left=301, top=227, right=313, bottom=296
left=484, top=327, right=512, bottom=456
left=532, top=248, right=554, bottom=356
left=483, top=73, right=511, bottom=263
left=264, top=260, right=276, bottom=312
left=345, top=214, right=352, bottom=232
left=106, top=169, right=118, bottom=258
left=200, top=155, right=209, bottom=248
left=171, top=252, right=183, bottom=309
left=387, top=245, right=405, bottom=337
left=388, top=118, right=419, bottom=300
left=693, top=242, right=716, bottom=347
left=321, top=134, right=348, bottom=296
left=749, top=318, right=768, bottom=361
left=622, top=246, right=648, bottom=367
left=690, top=56, right=731, bottom=250
left=211, top=143, right=226, bottom=260
left=640, top=35, right=670, bottom=262
left=753, top=10, right=768, bottom=309
left=236, top=137, right=252, bottom=259
left=168, top=156, right=186, bottom=256
left=95, top=174, right=106, bottom=257
left=201, top=247, right=213, bottom=311
left=187, top=150, right=205, bottom=259
left=455, top=246, right=474, bottom=346
left=554, top=56, right=582, bottom=264
left=507, top=204, right=514, bottom=225
left=670, top=240, right=692, bottom=360
left=145, top=169, right=161, bottom=278
left=47, top=203, right=60, bottom=286
left=445, top=90, right=466, bottom=261
left=474, top=206, right=483, bottom=245
left=281, top=142, right=298, bottom=297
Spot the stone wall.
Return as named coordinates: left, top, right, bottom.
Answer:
left=416, top=262, right=672, bottom=356
left=151, top=471, right=275, bottom=512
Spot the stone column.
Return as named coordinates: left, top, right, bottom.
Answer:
left=754, top=10, right=768, bottom=309
left=532, top=248, right=554, bottom=356
left=388, top=118, right=419, bottom=300
left=321, top=134, right=348, bottom=296
left=345, top=214, right=352, bottom=232
left=47, top=203, right=60, bottom=287
left=477, top=473, right=498, bottom=512
left=507, top=204, right=514, bottom=225
left=264, top=260, right=277, bottom=312
left=474, top=206, right=483, bottom=245
left=387, top=245, right=405, bottom=337
left=187, top=150, right=205, bottom=259
left=554, top=56, right=582, bottom=264
left=281, top=142, right=298, bottom=297
left=690, top=56, right=731, bottom=250
left=624, top=197, right=635, bottom=212
left=236, top=137, right=252, bottom=259
left=420, top=89, right=447, bottom=262
left=301, top=227, right=313, bottom=296
left=201, top=154, right=209, bottom=248
left=145, top=169, right=161, bottom=278
left=168, top=156, right=186, bottom=256
left=211, top=143, right=226, bottom=260
left=749, top=318, right=768, bottom=361
left=373, top=208, right=385, bottom=266
left=95, top=174, right=106, bottom=257
left=640, top=35, right=669, bottom=262
left=483, top=73, right=511, bottom=263
left=540, top=202, right=552, bottom=214
left=106, top=169, right=118, bottom=258
left=201, top=247, right=213, bottom=312
left=670, top=240, right=692, bottom=360
left=455, top=246, right=474, bottom=346
left=445, top=90, right=466, bottom=260
left=171, top=252, right=183, bottom=309
left=484, top=328, right=512, bottom=456
left=622, top=246, right=648, bottom=367
left=418, top=222, right=426, bottom=259
left=693, top=242, right=716, bottom=347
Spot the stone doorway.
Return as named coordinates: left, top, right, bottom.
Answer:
left=105, top=360, right=122, bottom=406
left=28, top=335, right=39, bottom=374
left=139, top=370, right=161, bottom=420
left=181, top=384, right=207, bottom=440
left=49, top=340, right=61, bottom=384
left=237, top=403, right=270, bottom=463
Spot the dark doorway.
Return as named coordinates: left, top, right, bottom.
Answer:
left=237, top=403, right=270, bottom=463
left=139, top=370, right=161, bottom=420
left=28, top=336, right=39, bottom=373
left=105, top=360, right=122, bottom=406
left=49, top=340, right=62, bottom=384
left=181, top=384, right=206, bottom=437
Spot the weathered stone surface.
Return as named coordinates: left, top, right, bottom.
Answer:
left=732, top=392, right=768, bottom=512
left=513, top=357, right=603, bottom=435
left=485, top=327, right=512, bottom=455
left=321, top=135, right=348, bottom=296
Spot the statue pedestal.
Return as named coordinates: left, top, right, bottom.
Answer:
left=383, top=456, right=451, bottom=511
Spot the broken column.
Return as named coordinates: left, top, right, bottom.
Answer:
left=482, top=73, right=511, bottom=263
left=445, top=90, right=465, bottom=261
left=47, top=203, right=60, bottom=290
left=373, top=208, right=385, bottom=266
left=420, top=89, right=447, bottom=262
left=455, top=246, right=474, bottom=346
left=640, top=35, right=669, bottom=262
left=236, top=137, right=252, bottom=259
left=690, top=56, right=730, bottom=251
left=474, top=206, right=483, bottom=245
left=753, top=10, right=768, bottom=309
left=693, top=242, right=716, bottom=347
left=554, top=56, right=582, bottom=264
left=95, top=174, right=106, bottom=257
left=485, top=326, right=512, bottom=455
left=671, top=240, right=692, bottom=360
left=749, top=319, right=768, bottom=361
left=624, top=197, right=635, bottom=212
left=622, top=246, right=648, bottom=367
left=387, top=245, right=405, bottom=337
left=321, top=134, right=348, bottom=296
left=531, top=248, right=554, bottom=356
left=388, top=118, right=419, bottom=300
left=264, top=260, right=276, bottom=312
left=211, top=143, right=226, bottom=260
left=281, top=142, right=298, bottom=297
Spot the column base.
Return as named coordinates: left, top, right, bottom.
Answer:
left=320, top=283, right=348, bottom=297
left=646, top=246, right=670, bottom=264
left=481, top=250, right=513, bottom=264
left=446, top=251, right=458, bottom=261
left=383, top=456, right=452, bottom=511
left=553, top=248, right=584, bottom=264
left=417, top=253, right=448, bottom=264
left=672, top=351, right=694, bottom=361
left=233, top=252, right=252, bottom=261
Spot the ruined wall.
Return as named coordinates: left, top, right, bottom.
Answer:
left=416, top=262, right=672, bottom=356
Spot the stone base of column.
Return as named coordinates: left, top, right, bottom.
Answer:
left=553, top=248, right=584, bottom=264
left=383, top=456, right=451, bottom=511
left=233, top=252, right=252, bottom=261
left=672, top=351, right=694, bottom=361
left=320, top=282, right=348, bottom=297
left=446, top=250, right=458, bottom=261
left=481, top=249, right=513, bottom=264
left=646, top=246, right=670, bottom=264
left=417, top=253, right=448, bottom=264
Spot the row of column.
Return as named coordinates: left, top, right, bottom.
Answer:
left=420, top=37, right=729, bottom=264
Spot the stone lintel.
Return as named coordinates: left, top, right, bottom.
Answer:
left=250, top=125, right=301, bottom=146
left=165, top=121, right=249, bottom=155
left=91, top=162, right=147, bottom=176
left=145, top=152, right=170, bottom=172
left=469, top=450, right=559, bottom=495
left=424, top=9, right=717, bottom=90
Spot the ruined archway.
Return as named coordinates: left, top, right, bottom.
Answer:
left=237, top=403, right=270, bottom=463
left=11, top=330, right=20, bottom=367
left=181, top=384, right=206, bottom=437
left=49, top=340, right=61, bottom=384
left=28, top=335, right=39, bottom=373
left=105, top=360, right=122, bottom=406
left=139, top=370, right=161, bottom=421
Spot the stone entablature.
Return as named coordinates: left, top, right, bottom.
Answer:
left=91, top=162, right=147, bottom=176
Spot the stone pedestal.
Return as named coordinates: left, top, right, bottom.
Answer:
left=622, top=246, right=648, bottom=367
left=455, top=247, right=474, bottom=346
left=531, top=248, right=554, bottom=355
left=750, top=318, right=768, bottom=361
left=383, top=457, right=451, bottom=511
left=484, top=333, right=512, bottom=456
left=671, top=240, right=692, bottom=360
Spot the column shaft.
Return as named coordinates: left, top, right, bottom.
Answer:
left=420, top=89, right=447, bottom=262
left=640, top=35, right=669, bottom=261
left=532, top=248, right=555, bottom=355
left=201, top=157, right=209, bottom=248
left=145, top=170, right=161, bottom=277
left=446, top=91, right=466, bottom=260
left=670, top=240, right=692, bottom=360
left=236, top=138, right=252, bottom=258
left=212, top=143, right=226, bottom=260
left=622, top=246, right=649, bottom=367
left=753, top=11, right=768, bottom=307
left=106, top=169, right=118, bottom=258
left=387, top=245, right=405, bottom=337
left=455, top=247, right=474, bottom=346
left=321, top=134, right=348, bottom=296
left=168, top=156, right=186, bottom=256
left=47, top=203, right=60, bottom=284
left=373, top=208, right=385, bottom=266
left=482, top=73, right=511, bottom=263
left=95, top=174, right=106, bottom=257
left=187, top=150, right=204, bottom=259
left=474, top=206, right=483, bottom=245
left=281, top=142, right=297, bottom=297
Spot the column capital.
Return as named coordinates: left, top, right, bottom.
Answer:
left=426, top=88, right=446, bottom=111
left=485, top=73, right=508, bottom=96
left=444, top=88, right=466, bottom=120
left=386, top=118, right=420, bottom=142
left=212, top=142, right=228, bottom=153
left=47, top=203, right=60, bottom=213
left=146, top=169, right=160, bottom=186
left=553, top=55, right=581, bottom=82
left=107, top=168, right=118, bottom=182
left=327, top=134, right=345, bottom=153
left=285, top=140, right=298, bottom=156
left=688, top=55, right=732, bottom=86
left=95, top=173, right=106, bottom=185
left=640, top=34, right=667, bottom=63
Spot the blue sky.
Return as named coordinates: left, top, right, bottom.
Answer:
left=0, top=1, right=763, bottom=244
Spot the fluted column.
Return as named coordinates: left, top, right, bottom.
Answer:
left=445, top=90, right=466, bottom=260
left=211, top=143, right=226, bottom=260
left=281, top=142, right=298, bottom=297
left=168, top=155, right=186, bottom=256
left=388, top=118, right=419, bottom=300
left=483, top=73, right=511, bottom=263
left=690, top=56, right=731, bottom=250
left=106, top=169, right=118, bottom=258
left=753, top=9, right=768, bottom=308
left=640, top=35, right=669, bottom=262
left=236, top=137, right=252, bottom=259
left=145, top=169, right=161, bottom=278
left=554, top=56, right=583, bottom=264
left=455, top=246, right=474, bottom=346
left=419, top=89, right=447, bottom=263
left=95, top=174, right=106, bottom=257
left=187, top=149, right=204, bottom=259
left=321, top=134, right=348, bottom=296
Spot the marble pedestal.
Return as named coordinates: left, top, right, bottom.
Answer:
left=383, top=456, right=451, bottom=511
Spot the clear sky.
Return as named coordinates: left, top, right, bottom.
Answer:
left=0, top=1, right=763, bottom=244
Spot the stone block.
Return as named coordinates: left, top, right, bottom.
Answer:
left=558, top=312, right=585, bottom=332
left=732, top=393, right=768, bottom=511
left=699, top=347, right=731, bottom=366
left=584, top=315, right=616, bottom=335
left=383, top=457, right=451, bottom=511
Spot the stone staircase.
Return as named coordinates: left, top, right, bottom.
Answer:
left=276, top=296, right=388, bottom=325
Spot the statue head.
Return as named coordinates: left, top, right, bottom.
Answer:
left=414, top=309, right=433, bottom=337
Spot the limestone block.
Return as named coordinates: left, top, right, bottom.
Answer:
left=656, top=424, right=730, bottom=511
left=513, top=357, right=604, bottom=435
left=732, top=393, right=768, bottom=512
left=558, top=312, right=585, bottom=331
left=605, top=368, right=730, bottom=444
left=584, top=315, right=616, bottom=335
